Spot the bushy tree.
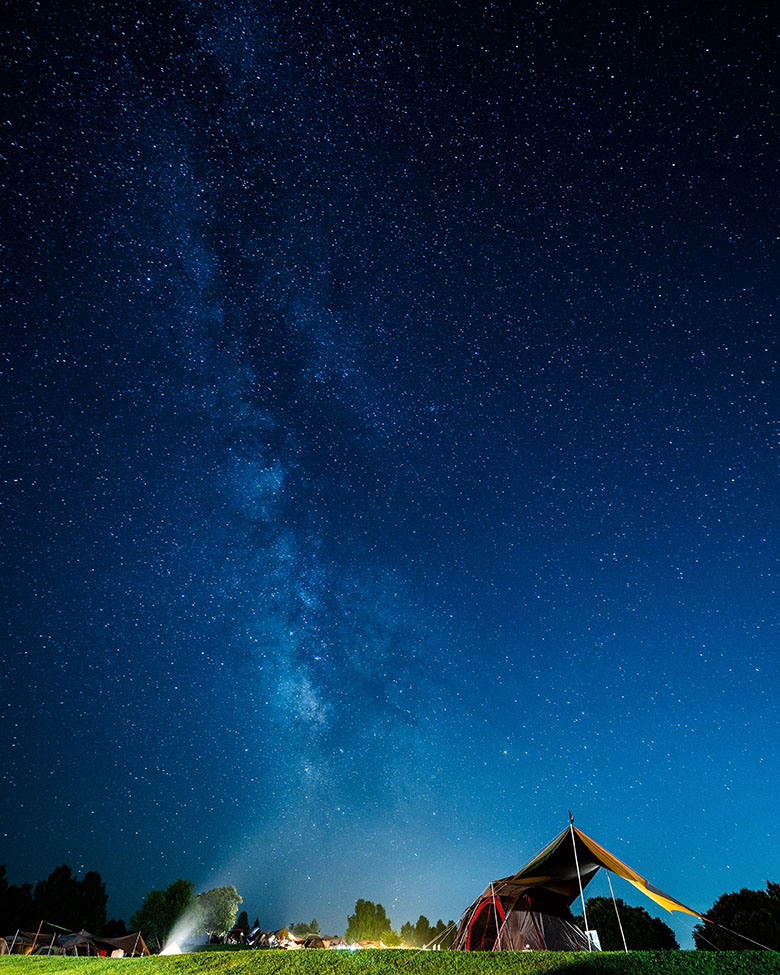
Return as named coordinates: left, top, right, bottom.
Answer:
left=693, top=882, right=780, bottom=950
left=129, top=879, right=195, bottom=947
left=576, top=897, right=678, bottom=950
left=290, top=919, right=320, bottom=936
left=345, top=899, right=398, bottom=943
left=195, top=886, right=243, bottom=938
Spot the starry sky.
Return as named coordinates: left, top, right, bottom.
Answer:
left=2, top=0, right=777, bottom=949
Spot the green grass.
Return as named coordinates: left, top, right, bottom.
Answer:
left=1, top=949, right=778, bottom=975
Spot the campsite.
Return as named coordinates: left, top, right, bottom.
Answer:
left=3, top=821, right=779, bottom=971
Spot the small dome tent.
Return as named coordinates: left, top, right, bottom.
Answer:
left=451, top=821, right=706, bottom=951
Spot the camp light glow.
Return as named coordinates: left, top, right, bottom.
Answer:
left=159, top=942, right=182, bottom=956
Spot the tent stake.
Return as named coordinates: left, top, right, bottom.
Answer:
left=606, top=871, right=628, bottom=952
left=421, top=920, right=456, bottom=951
left=569, top=817, right=591, bottom=951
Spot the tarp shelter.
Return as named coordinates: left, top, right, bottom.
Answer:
left=2, top=931, right=60, bottom=955
left=3, top=930, right=149, bottom=957
left=452, top=824, right=707, bottom=951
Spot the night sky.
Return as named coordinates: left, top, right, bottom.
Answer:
left=2, top=0, right=777, bottom=949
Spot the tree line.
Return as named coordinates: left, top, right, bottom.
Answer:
left=3, top=862, right=778, bottom=951
left=344, top=900, right=454, bottom=946
left=692, top=882, right=780, bottom=951
left=0, top=865, right=242, bottom=949
left=574, top=897, right=679, bottom=949
left=573, top=882, right=780, bottom=951
left=0, top=864, right=116, bottom=935
left=347, top=887, right=780, bottom=951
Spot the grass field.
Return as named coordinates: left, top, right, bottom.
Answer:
left=1, top=949, right=778, bottom=975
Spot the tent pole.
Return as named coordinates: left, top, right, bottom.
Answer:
left=9, top=930, right=19, bottom=953
left=132, top=932, right=141, bottom=956
left=569, top=817, right=591, bottom=951
left=494, top=890, right=517, bottom=951
left=31, top=920, right=43, bottom=954
left=489, top=883, right=498, bottom=950
left=489, top=883, right=502, bottom=951
left=606, top=871, right=628, bottom=952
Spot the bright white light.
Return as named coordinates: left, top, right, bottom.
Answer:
left=160, top=903, right=206, bottom=955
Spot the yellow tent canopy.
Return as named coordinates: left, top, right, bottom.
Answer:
left=504, top=824, right=706, bottom=919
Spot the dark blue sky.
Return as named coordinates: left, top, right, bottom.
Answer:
left=2, top=0, right=777, bottom=947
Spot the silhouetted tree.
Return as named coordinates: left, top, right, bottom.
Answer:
left=104, top=919, right=128, bottom=938
left=433, top=919, right=456, bottom=948
left=236, top=910, right=249, bottom=931
left=1, top=865, right=107, bottom=933
left=0, top=866, right=35, bottom=931
left=575, top=897, right=678, bottom=950
left=693, top=882, right=780, bottom=950
left=78, top=871, right=108, bottom=933
left=416, top=915, right=434, bottom=946
left=290, top=919, right=320, bottom=936
left=130, top=879, right=195, bottom=947
left=0, top=866, right=8, bottom=918
left=34, top=865, right=79, bottom=929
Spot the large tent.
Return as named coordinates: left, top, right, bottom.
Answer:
left=451, top=822, right=707, bottom=951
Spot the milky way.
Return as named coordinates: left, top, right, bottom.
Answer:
left=2, top=0, right=777, bottom=945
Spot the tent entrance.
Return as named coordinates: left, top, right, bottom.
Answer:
left=466, top=898, right=505, bottom=950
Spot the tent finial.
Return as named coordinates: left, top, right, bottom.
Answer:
left=568, top=810, right=574, bottom=824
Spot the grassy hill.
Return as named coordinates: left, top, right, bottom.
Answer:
left=2, top=949, right=779, bottom=974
